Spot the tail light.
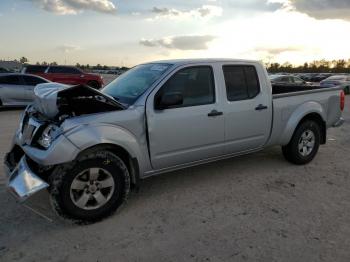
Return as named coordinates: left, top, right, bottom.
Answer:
left=340, top=90, right=345, bottom=111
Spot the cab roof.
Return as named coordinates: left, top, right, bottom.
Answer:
left=146, top=58, right=261, bottom=66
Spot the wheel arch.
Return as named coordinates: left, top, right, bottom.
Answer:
left=296, top=113, right=326, bottom=144
left=280, top=102, right=327, bottom=146
left=76, top=143, right=140, bottom=188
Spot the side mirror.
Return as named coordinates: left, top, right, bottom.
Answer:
left=155, top=92, right=183, bottom=110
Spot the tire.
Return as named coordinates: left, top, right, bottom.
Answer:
left=282, top=120, right=321, bottom=165
left=87, top=81, right=101, bottom=89
left=49, top=151, right=130, bottom=223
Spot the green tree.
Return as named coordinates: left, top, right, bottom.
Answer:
left=19, top=57, right=28, bottom=64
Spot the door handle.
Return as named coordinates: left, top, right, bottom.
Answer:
left=255, top=104, right=268, bottom=111
left=208, top=110, right=223, bottom=117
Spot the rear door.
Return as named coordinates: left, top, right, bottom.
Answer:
left=221, top=64, right=272, bottom=153
left=0, top=75, right=29, bottom=105
left=146, top=65, right=225, bottom=169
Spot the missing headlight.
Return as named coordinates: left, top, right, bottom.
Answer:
left=37, top=124, right=61, bottom=149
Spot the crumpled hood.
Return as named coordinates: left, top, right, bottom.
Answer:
left=33, top=83, right=124, bottom=119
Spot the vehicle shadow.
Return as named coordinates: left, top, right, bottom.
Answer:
left=0, top=147, right=286, bottom=230
left=0, top=106, right=25, bottom=112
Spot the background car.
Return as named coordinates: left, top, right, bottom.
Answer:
left=0, top=73, right=49, bottom=107
left=270, top=75, right=310, bottom=85
left=22, top=65, right=104, bottom=89
left=320, top=75, right=350, bottom=94
left=0, top=67, right=9, bottom=73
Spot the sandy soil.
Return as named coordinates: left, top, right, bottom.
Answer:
left=0, top=101, right=349, bottom=262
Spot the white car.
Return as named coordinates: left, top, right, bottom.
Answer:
left=0, top=73, right=49, bottom=107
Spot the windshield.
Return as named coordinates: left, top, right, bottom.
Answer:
left=102, top=63, right=172, bottom=105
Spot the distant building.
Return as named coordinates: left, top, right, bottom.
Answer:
left=0, top=60, right=22, bottom=72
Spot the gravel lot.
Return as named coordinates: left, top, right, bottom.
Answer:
left=0, top=102, right=349, bottom=262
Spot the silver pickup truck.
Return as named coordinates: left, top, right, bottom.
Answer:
left=4, top=59, right=345, bottom=222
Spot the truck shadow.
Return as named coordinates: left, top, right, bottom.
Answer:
left=0, top=106, right=25, bottom=112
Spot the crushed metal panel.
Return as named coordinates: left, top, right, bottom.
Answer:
left=7, top=157, right=49, bottom=202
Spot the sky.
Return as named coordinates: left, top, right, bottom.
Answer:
left=0, top=0, right=350, bottom=67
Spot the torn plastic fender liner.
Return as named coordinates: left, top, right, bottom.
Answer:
left=33, top=83, right=125, bottom=119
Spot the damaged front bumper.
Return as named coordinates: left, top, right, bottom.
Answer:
left=4, top=155, right=49, bottom=202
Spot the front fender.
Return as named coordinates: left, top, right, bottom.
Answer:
left=279, top=101, right=326, bottom=145
left=64, top=124, right=150, bottom=172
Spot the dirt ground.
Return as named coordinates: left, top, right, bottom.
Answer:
left=0, top=102, right=349, bottom=262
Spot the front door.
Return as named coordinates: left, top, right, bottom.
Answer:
left=146, top=65, right=225, bottom=170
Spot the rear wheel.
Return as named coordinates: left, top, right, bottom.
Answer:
left=49, top=151, right=130, bottom=223
left=87, top=81, right=101, bottom=89
left=282, top=120, right=321, bottom=165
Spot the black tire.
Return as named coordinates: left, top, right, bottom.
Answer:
left=49, top=151, right=130, bottom=223
left=87, top=81, right=101, bottom=89
left=282, top=120, right=321, bottom=165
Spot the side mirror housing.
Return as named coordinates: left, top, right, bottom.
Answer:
left=155, top=92, right=183, bottom=110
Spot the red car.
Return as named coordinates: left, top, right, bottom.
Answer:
left=22, top=65, right=104, bottom=89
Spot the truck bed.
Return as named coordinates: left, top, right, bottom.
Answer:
left=269, top=85, right=343, bottom=147
left=272, top=84, right=324, bottom=95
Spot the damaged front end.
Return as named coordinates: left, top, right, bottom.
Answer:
left=4, top=83, right=125, bottom=202
left=33, top=82, right=125, bottom=119
left=5, top=156, right=49, bottom=201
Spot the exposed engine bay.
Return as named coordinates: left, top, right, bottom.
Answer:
left=33, top=83, right=125, bottom=121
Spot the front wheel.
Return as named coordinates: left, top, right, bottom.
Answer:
left=282, top=120, right=321, bottom=165
left=49, top=151, right=130, bottom=223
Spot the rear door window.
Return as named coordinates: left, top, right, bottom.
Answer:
left=223, top=65, right=260, bottom=101
left=48, top=66, right=81, bottom=74
left=22, top=75, right=47, bottom=86
left=0, top=75, right=22, bottom=85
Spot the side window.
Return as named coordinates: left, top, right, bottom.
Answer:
left=48, top=66, right=61, bottom=73
left=280, top=77, right=289, bottom=83
left=223, top=65, right=260, bottom=101
left=48, top=66, right=80, bottom=74
left=158, top=66, right=215, bottom=108
left=294, top=77, right=304, bottom=84
left=66, top=67, right=81, bottom=74
left=23, top=76, right=47, bottom=86
left=0, top=75, right=21, bottom=85
left=25, top=66, right=47, bottom=74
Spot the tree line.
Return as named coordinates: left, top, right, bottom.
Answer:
left=266, top=59, right=350, bottom=73
left=13, top=57, right=350, bottom=73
